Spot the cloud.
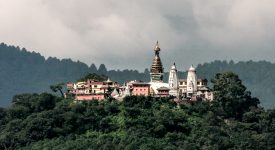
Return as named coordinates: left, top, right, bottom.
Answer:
left=0, top=0, right=274, bottom=71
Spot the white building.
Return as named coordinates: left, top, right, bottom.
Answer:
left=148, top=42, right=213, bottom=101
left=168, top=63, right=179, bottom=97
left=178, top=65, right=213, bottom=101
left=186, top=65, right=198, bottom=97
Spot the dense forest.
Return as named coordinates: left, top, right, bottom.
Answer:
left=0, top=43, right=275, bottom=108
left=0, top=72, right=274, bottom=149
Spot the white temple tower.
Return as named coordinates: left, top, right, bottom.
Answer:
left=186, top=65, right=197, bottom=97
left=168, top=63, right=179, bottom=97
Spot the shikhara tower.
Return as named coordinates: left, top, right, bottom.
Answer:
left=150, top=41, right=164, bottom=82
left=186, top=65, right=198, bottom=97
left=168, top=63, right=179, bottom=97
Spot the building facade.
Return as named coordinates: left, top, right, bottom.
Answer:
left=66, top=78, right=120, bottom=101
left=66, top=41, right=213, bottom=102
left=130, top=82, right=150, bottom=96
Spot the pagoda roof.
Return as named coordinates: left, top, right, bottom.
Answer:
left=157, top=86, right=170, bottom=91
left=132, top=82, right=150, bottom=85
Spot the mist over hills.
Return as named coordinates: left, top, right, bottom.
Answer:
left=0, top=43, right=274, bottom=108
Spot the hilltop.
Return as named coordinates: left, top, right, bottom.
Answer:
left=0, top=43, right=274, bottom=108
left=0, top=72, right=274, bottom=149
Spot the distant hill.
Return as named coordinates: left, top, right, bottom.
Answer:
left=195, top=60, right=275, bottom=108
left=0, top=43, right=148, bottom=107
left=0, top=43, right=274, bottom=108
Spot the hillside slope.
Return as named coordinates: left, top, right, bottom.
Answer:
left=0, top=43, right=274, bottom=108
left=0, top=43, right=148, bottom=106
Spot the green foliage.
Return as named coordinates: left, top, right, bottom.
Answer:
left=77, top=73, right=108, bottom=82
left=211, top=72, right=259, bottom=120
left=195, top=60, right=275, bottom=108
left=0, top=44, right=275, bottom=148
left=0, top=75, right=274, bottom=149
left=50, top=83, right=65, bottom=98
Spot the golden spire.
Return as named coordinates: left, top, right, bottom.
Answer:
left=154, top=41, right=161, bottom=52
left=150, top=41, right=164, bottom=82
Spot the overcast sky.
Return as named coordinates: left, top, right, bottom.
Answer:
left=0, top=0, right=275, bottom=71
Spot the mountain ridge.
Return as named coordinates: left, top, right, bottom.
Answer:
left=0, top=43, right=274, bottom=108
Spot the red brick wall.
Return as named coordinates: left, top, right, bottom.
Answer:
left=132, top=86, right=150, bottom=96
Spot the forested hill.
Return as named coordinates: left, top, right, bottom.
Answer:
left=0, top=72, right=274, bottom=149
left=0, top=43, right=148, bottom=107
left=0, top=43, right=275, bottom=108
left=195, top=61, right=275, bottom=108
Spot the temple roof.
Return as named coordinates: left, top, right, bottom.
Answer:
left=157, top=87, right=170, bottom=91
left=132, top=82, right=150, bottom=85
left=149, top=82, right=169, bottom=94
left=106, top=78, right=112, bottom=83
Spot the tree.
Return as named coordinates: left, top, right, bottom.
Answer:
left=50, top=83, right=65, bottom=98
left=143, top=68, right=150, bottom=75
left=0, top=108, right=6, bottom=125
left=98, top=64, right=107, bottom=75
left=104, top=86, right=113, bottom=99
left=211, top=72, right=259, bottom=119
left=77, top=73, right=107, bottom=82
left=89, top=64, right=97, bottom=73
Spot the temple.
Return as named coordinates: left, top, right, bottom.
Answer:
left=66, top=41, right=213, bottom=102
left=178, top=65, right=213, bottom=101
left=168, top=63, right=179, bottom=97
left=150, top=41, right=164, bottom=82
